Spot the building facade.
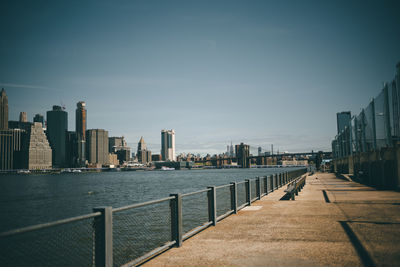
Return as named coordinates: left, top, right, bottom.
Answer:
left=46, top=105, right=68, bottom=167
left=137, top=136, right=152, bottom=164
left=76, top=101, right=87, bottom=166
left=161, top=129, right=175, bottom=161
left=21, top=122, right=52, bottom=169
left=235, top=143, right=250, bottom=168
left=86, top=129, right=109, bottom=165
left=19, top=112, right=27, bottom=122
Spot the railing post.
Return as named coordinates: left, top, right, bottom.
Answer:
left=257, top=177, right=261, bottom=200
left=93, top=206, right=113, bottom=267
left=207, top=186, right=217, bottom=226
left=230, top=182, right=238, bottom=214
left=264, top=176, right=268, bottom=195
left=279, top=173, right=282, bottom=187
left=245, top=179, right=251, bottom=205
left=271, top=175, right=274, bottom=192
left=170, top=193, right=182, bottom=247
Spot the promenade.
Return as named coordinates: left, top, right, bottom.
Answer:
left=145, top=173, right=400, bottom=266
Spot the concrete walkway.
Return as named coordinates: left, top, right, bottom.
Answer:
left=144, top=173, right=400, bottom=266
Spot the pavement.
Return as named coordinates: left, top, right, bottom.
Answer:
left=144, top=172, right=400, bottom=267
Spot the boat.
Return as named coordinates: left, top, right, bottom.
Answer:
left=72, top=169, right=82, bottom=173
left=161, top=166, right=175, bottom=171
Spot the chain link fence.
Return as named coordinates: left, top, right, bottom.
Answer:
left=0, top=214, right=97, bottom=267
left=216, top=185, right=232, bottom=217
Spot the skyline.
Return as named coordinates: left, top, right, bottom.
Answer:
left=1, top=0, right=400, bottom=155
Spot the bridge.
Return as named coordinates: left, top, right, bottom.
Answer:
left=195, top=151, right=332, bottom=168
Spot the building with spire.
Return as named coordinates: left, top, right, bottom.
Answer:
left=137, top=136, right=151, bottom=164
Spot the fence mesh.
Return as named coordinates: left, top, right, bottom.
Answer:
left=250, top=179, right=257, bottom=201
left=182, top=191, right=209, bottom=234
left=0, top=216, right=96, bottom=267
left=237, top=182, right=247, bottom=207
left=216, top=185, right=232, bottom=217
left=375, top=91, right=389, bottom=148
left=113, top=201, right=171, bottom=267
left=260, top=176, right=265, bottom=195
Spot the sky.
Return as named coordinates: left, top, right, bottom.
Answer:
left=1, top=0, right=400, bottom=156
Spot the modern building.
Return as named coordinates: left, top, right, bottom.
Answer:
left=235, top=143, right=250, bottom=168
left=19, top=122, right=52, bottom=170
left=0, top=89, right=8, bottom=130
left=46, top=105, right=68, bottom=167
left=66, top=131, right=78, bottom=167
left=0, top=130, right=14, bottom=170
left=137, top=136, right=152, bottom=164
left=161, top=129, right=175, bottom=161
left=337, top=111, right=351, bottom=134
left=86, top=129, right=109, bottom=165
left=19, top=112, right=27, bottom=122
left=76, top=101, right=87, bottom=166
left=33, top=114, right=44, bottom=126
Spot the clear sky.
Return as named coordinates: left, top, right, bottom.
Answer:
left=1, top=0, right=399, bottom=155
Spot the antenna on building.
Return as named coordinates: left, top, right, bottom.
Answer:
left=60, top=101, right=66, bottom=110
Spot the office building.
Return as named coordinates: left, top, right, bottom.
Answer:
left=19, top=122, right=52, bottom=169
left=19, top=112, right=27, bottom=122
left=161, top=129, right=175, bottom=161
left=47, top=105, right=68, bottom=167
left=33, top=114, right=44, bottom=126
left=337, top=111, right=351, bottom=134
left=137, top=136, right=151, bottom=164
left=86, top=129, right=109, bottom=165
left=66, top=131, right=78, bottom=167
left=235, top=143, right=250, bottom=168
left=76, top=101, right=87, bottom=166
left=0, top=89, right=8, bottom=130
left=109, top=136, right=127, bottom=153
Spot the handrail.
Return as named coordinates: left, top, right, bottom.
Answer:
left=0, top=212, right=102, bottom=237
left=113, top=196, right=175, bottom=213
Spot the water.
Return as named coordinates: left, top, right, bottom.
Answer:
left=0, top=167, right=296, bottom=232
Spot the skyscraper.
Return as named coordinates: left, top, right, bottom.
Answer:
left=76, top=101, right=87, bottom=166
left=86, top=129, right=109, bottom=165
left=137, top=136, right=151, bottom=164
left=46, top=105, right=68, bottom=167
left=0, top=89, right=8, bottom=130
left=19, top=112, right=27, bottom=122
left=161, top=129, right=175, bottom=161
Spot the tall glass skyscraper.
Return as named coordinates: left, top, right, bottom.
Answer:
left=161, top=129, right=175, bottom=161
left=46, top=105, right=68, bottom=167
left=336, top=111, right=351, bottom=134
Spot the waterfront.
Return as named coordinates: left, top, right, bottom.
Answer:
left=0, top=167, right=298, bottom=232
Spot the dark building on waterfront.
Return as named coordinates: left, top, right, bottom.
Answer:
left=66, top=131, right=78, bottom=167
left=86, top=129, right=108, bottom=165
left=235, top=143, right=250, bottom=168
left=33, top=114, right=44, bottom=126
left=76, top=101, right=87, bottom=166
left=46, top=105, right=68, bottom=167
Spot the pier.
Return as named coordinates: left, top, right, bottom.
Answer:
left=145, top=172, right=400, bottom=266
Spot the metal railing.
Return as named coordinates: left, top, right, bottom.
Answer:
left=0, top=168, right=307, bottom=267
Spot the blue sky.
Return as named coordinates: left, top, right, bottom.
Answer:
left=1, top=0, right=399, bottom=155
